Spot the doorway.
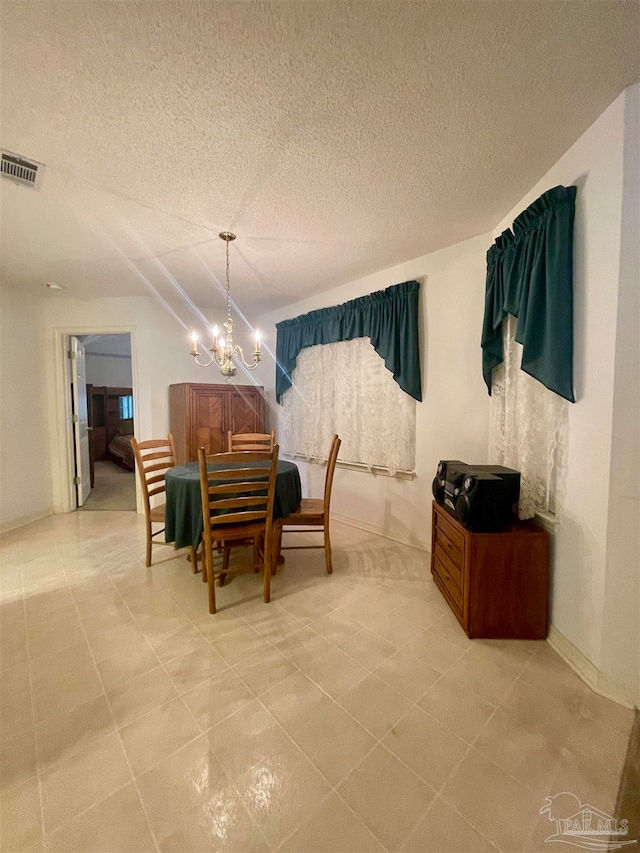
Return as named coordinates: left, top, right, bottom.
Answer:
left=68, top=333, right=136, bottom=511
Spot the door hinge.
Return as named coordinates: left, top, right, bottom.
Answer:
left=73, top=476, right=81, bottom=485
left=68, top=350, right=76, bottom=360
left=71, top=414, right=79, bottom=423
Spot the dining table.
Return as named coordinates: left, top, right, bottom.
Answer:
left=164, top=458, right=302, bottom=552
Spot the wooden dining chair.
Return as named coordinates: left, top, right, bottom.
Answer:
left=198, top=446, right=279, bottom=614
left=227, top=431, right=275, bottom=452
left=279, top=434, right=341, bottom=574
left=131, top=434, right=197, bottom=571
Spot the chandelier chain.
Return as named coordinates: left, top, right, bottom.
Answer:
left=189, top=230, right=261, bottom=376
left=225, top=239, right=231, bottom=320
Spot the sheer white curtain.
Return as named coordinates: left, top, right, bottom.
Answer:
left=489, top=315, right=569, bottom=519
left=281, top=337, right=416, bottom=474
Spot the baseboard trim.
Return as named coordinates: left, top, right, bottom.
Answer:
left=0, top=508, right=55, bottom=536
left=331, top=512, right=430, bottom=552
left=547, top=624, right=636, bottom=709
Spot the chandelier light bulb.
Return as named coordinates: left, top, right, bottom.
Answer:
left=191, top=330, right=198, bottom=343
left=212, top=325, right=219, bottom=338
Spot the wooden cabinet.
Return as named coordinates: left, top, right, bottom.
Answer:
left=169, top=383, right=266, bottom=463
left=430, top=501, right=549, bottom=639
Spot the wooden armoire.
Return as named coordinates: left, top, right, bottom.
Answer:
left=169, top=383, right=266, bottom=463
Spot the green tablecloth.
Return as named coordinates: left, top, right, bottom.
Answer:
left=165, top=460, right=302, bottom=551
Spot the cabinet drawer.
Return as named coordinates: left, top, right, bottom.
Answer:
left=433, top=554, right=462, bottom=611
left=435, top=527, right=464, bottom=572
left=434, top=541, right=463, bottom=590
left=436, top=511, right=465, bottom=553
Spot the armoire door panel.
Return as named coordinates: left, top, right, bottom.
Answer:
left=191, top=390, right=227, bottom=457
left=228, top=389, right=264, bottom=436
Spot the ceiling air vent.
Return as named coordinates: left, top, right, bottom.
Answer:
left=1, top=150, right=45, bottom=190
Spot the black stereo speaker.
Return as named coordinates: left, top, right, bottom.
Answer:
left=433, top=460, right=520, bottom=532
left=431, top=460, right=465, bottom=505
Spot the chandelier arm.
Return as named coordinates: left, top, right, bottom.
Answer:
left=232, top=344, right=261, bottom=370
left=192, top=353, right=217, bottom=368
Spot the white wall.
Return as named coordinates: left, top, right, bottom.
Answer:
left=0, top=285, right=54, bottom=532
left=85, top=354, right=133, bottom=387
left=255, top=233, right=491, bottom=549
left=600, top=84, right=640, bottom=705
left=83, top=333, right=133, bottom=386
left=492, top=91, right=627, bottom=675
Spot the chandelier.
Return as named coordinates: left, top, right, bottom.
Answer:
left=190, top=231, right=261, bottom=377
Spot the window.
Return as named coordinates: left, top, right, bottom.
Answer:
left=280, top=337, right=416, bottom=474
left=119, top=395, right=134, bottom=420
left=489, top=316, right=568, bottom=518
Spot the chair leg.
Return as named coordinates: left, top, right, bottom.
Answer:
left=323, top=523, right=333, bottom=574
left=263, top=537, right=271, bottom=604
left=271, top=520, right=281, bottom=575
left=206, top=545, right=216, bottom=614
left=218, top=547, right=229, bottom=587
left=145, top=523, right=152, bottom=568
left=253, top=538, right=261, bottom=574
left=188, top=547, right=197, bottom=574
left=201, top=546, right=207, bottom=583
left=276, top=521, right=284, bottom=565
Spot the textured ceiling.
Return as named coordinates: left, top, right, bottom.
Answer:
left=1, top=0, right=638, bottom=325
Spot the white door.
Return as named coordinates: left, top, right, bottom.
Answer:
left=70, top=337, right=92, bottom=506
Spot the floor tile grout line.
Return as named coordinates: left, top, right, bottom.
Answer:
left=58, top=544, right=483, bottom=848
left=230, top=631, right=457, bottom=851
left=411, top=658, right=600, bottom=853
left=104, top=570, right=401, bottom=853
left=51, top=561, right=163, bottom=853
left=37, top=779, right=140, bottom=848
left=234, top=679, right=397, bottom=852
left=301, top=640, right=518, bottom=849
left=98, top=572, right=218, bottom=752
left=18, top=579, right=48, bottom=853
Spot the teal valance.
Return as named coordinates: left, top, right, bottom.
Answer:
left=482, top=184, right=576, bottom=402
left=276, top=280, right=422, bottom=403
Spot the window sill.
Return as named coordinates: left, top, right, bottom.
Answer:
left=283, top=452, right=415, bottom=480
left=534, top=510, right=560, bottom=533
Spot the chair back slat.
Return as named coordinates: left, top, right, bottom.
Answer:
left=210, top=496, right=269, bottom=510
left=323, top=434, right=341, bottom=515
left=138, top=450, right=175, bottom=463
left=198, top=446, right=279, bottom=542
left=212, top=451, right=273, bottom=465
left=205, top=467, right=270, bottom=483
left=134, top=438, right=172, bottom=449
left=208, top=481, right=268, bottom=496
left=131, top=434, right=177, bottom=518
left=146, top=473, right=166, bottom=487
left=227, top=431, right=275, bottom=452
left=142, top=460, right=175, bottom=475
left=208, top=510, right=268, bottom=526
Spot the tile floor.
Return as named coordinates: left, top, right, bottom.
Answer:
left=0, top=511, right=635, bottom=852
left=77, top=462, right=137, bottom=512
